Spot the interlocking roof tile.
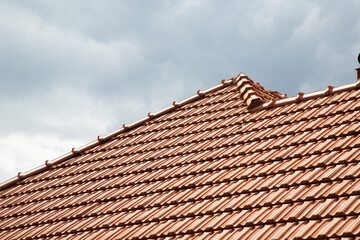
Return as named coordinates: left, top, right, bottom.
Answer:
left=1, top=72, right=360, bottom=239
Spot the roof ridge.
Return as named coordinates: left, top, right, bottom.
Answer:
left=2, top=74, right=359, bottom=191
left=0, top=77, right=234, bottom=191
left=252, top=80, right=360, bottom=111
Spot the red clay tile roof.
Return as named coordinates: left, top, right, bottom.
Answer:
left=1, top=73, right=360, bottom=239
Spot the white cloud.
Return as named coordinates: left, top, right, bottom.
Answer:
left=291, top=5, right=325, bottom=42
left=0, top=133, right=82, bottom=182
left=0, top=1, right=143, bottom=92
left=172, top=0, right=205, bottom=16
left=0, top=85, right=121, bottom=182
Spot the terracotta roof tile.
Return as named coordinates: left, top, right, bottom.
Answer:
left=1, top=72, right=360, bottom=239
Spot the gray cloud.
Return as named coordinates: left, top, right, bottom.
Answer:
left=0, top=0, right=360, bottom=182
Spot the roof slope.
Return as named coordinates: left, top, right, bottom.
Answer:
left=1, top=73, right=360, bottom=239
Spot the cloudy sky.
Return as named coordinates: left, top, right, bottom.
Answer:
left=0, top=0, right=359, bottom=182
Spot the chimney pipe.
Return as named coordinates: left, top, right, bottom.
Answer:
left=357, top=53, right=360, bottom=81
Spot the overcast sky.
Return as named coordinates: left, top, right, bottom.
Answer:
left=0, top=0, right=359, bottom=182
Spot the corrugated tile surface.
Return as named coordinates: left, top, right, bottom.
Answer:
left=1, top=74, right=360, bottom=239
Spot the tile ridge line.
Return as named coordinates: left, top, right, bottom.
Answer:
left=252, top=80, right=360, bottom=111
left=0, top=77, right=234, bottom=191
left=1, top=76, right=358, bottom=191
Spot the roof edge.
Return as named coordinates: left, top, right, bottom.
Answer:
left=0, top=78, right=233, bottom=191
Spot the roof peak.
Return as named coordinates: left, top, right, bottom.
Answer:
left=233, top=73, right=285, bottom=109
left=235, top=74, right=265, bottom=109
